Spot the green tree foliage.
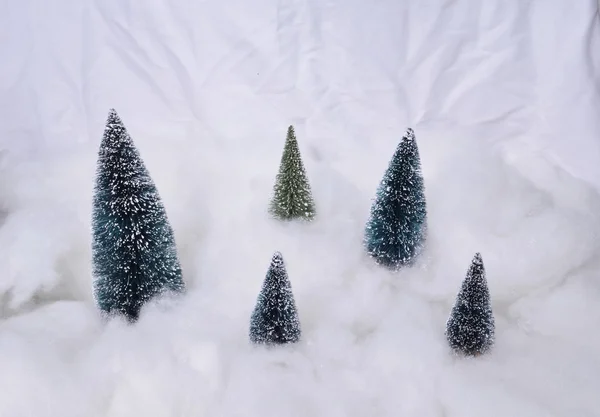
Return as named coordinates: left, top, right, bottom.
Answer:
left=364, top=128, right=427, bottom=269
left=92, top=109, right=185, bottom=322
left=250, top=251, right=301, bottom=345
left=269, top=125, right=316, bottom=221
left=446, top=253, right=495, bottom=356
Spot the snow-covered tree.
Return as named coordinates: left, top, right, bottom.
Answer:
left=250, top=251, right=301, bottom=345
left=269, top=125, right=316, bottom=221
left=92, top=109, right=185, bottom=322
left=364, top=127, right=427, bottom=269
left=446, top=253, right=495, bottom=356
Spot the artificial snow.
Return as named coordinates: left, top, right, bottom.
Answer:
left=0, top=1, right=600, bottom=416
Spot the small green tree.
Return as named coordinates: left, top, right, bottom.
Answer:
left=92, top=109, right=185, bottom=322
left=269, top=125, right=316, bottom=221
left=446, top=253, right=495, bottom=356
left=250, top=251, right=301, bottom=345
left=364, top=127, right=427, bottom=269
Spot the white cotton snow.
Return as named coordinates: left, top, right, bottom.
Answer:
left=0, top=0, right=600, bottom=416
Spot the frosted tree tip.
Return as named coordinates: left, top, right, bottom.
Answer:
left=271, top=251, right=284, bottom=266
left=473, top=252, right=483, bottom=265
left=107, top=108, right=124, bottom=124
left=403, top=127, right=415, bottom=141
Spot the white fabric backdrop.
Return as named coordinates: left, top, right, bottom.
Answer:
left=1, top=0, right=599, bottom=188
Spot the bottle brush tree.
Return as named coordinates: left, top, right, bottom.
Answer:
left=92, top=108, right=185, bottom=323
left=250, top=251, right=301, bottom=345
left=446, top=252, right=495, bottom=356
left=364, top=127, right=427, bottom=269
left=269, top=125, right=316, bottom=221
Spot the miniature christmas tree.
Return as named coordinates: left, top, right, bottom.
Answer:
left=269, top=125, right=316, bottom=221
left=446, top=253, right=495, bottom=356
left=250, top=251, right=301, bottom=345
left=92, top=109, right=185, bottom=322
left=364, top=127, right=427, bottom=269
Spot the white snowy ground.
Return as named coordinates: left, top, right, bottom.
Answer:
left=1, top=1, right=600, bottom=416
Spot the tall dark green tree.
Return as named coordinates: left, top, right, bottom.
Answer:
left=92, top=109, right=185, bottom=322
left=446, top=253, right=495, bottom=356
left=269, top=125, right=316, bottom=221
left=364, top=127, right=427, bottom=269
left=250, top=251, right=301, bottom=345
